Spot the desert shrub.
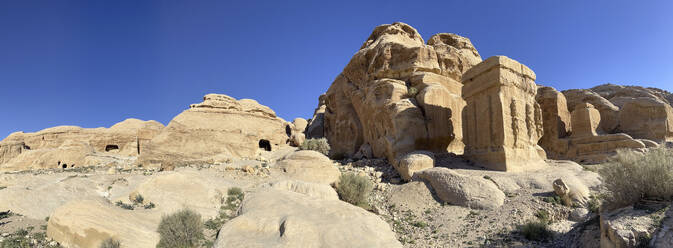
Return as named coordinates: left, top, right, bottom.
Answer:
left=205, top=187, right=245, bottom=231
left=115, top=201, right=134, bottom=210
left=518, top=221, right=552, bottom=241
left=99, top=238, right=121, bottom=248
left=403, top=86, right=419, bottom=98
left=133, top=194, right=144, bottom=204
left=156, top=209, right=204, bottom=248
left=144, top=202, right=156, bottom=209
left=299, top=138, right=330, bottom=156
left=535, top=209, right=550, bottom=223
left=336, top=173, right=373, bottom=208
left=599, top=148, right=673, bottom=210
left=587, top=195, right=601, bottom=213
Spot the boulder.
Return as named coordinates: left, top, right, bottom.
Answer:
left=214, top=187, right=402, bottom=248
left=274, top=150, right=340, bottom=185
left=413, top=167, right=505, bottom=210
left=322, top=22, right=480, bottom=162
left=47, top=199, right=160, bottom=248
left=552, top=178, right=589, bottom=207
left=138, top=94, right=290, bottom=168
left=394, top=151, right=435, bottom=181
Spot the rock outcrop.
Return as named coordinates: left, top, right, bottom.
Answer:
left=0, top=119, right=163, bottom=172
left=536, top=87, right=647, bottom=163
left=138, top=94, right=290, bottom=168
left=563, top=84, right=673, bottom=143
left=461, top=56, right=546, bottom=171
left=321, top=22, right=481, bottom=164
left=214, top=185, right=402, bottom=248
left=273, top=150, right=341, bottom=185
left=414, top=167, right=505, bottom=210
left=47, top=199, right=161, bottom=248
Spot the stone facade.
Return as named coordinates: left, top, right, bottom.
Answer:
left=460, top=56, right=545, bottom=171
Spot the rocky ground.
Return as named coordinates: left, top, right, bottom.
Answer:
left=1, top=148, right=670, bottom=248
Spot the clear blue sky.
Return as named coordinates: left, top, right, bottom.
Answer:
left=1, top=1, right=672, bottom=138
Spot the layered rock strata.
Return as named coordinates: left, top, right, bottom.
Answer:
left=461, top=56, right=546, bottom=171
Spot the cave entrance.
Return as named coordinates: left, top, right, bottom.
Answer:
left=105, top=145, right=120, bottom=152
left=258, top=139, right=272, bottom=151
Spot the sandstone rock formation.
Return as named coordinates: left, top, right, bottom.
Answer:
left=214, top=185, right=402, bottom=248
left=321, top=22, right=481, bottom=164
left=600, top=206, right=665, bottom=248
left=0, top=119, right=163, bottom=172
left=273, top=150, right=341, bottom=185
left=414, top=167, right=505, bottom=210
left=536, top=87, right=647, bottom=163
left=564, top=84, right=673, bottom=143
left=138, top=94, right=290, bottom=168
left=47, top=199, right=161, bottom=248
left=394, top=150, right=434, bottom=181
left=461, top=56, right=546, bottom=171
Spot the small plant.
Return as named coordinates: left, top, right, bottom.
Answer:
left=115, top=201, right=134, bottom=210
left=336, top=173, right=373, bottom=208
left=518, top=221, right=552, bottom=241
left=411, top=221, right=428, bottom=228
left=542, top=196, right=562, bottom=205
left=599, top=148, right=673, bottom=210
left=0, top=186, right=6, bottom=190
left=204, top=187, right=245, bottom=232
left=156, top=209, right=204, bottom=248
left=144, top=202, right=156, bottom=209
left=587, top=196, right=601, bottom=213
left=403, top=86, right=419, bottom=98
left=133, top=194, right=144, bottom=205
left=99, top=238, right=121, bottom=248
left=299, top=138, right=331, bottom=156
left=535, top=209, right=550, bottom=223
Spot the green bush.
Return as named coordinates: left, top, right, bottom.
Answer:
left=403, top=86, right=419, bottom=98
left=99, top=238, right=121, bottom=248
left=133, top=194, right=144, bottom=205
left=205, top=187, right=245, bottom=231
left=336, top=173, right=373, bottom=208
left=518, top=221, right=552, bottom=241
left=534, top=209, right=550, bottom=224
left=599, top=148, right=673, bottom=210
left=156, top=209, right=204, bottom=248
left=300, top=138, right=330, bottom=156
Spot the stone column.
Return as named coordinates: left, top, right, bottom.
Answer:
left=461, top=56, right=546, bottom=171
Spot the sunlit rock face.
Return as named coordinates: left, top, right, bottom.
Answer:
left=322, top=22, right=482, bottom=163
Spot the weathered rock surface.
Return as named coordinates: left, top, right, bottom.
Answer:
left=563, top=84, right=673, bottom=143
left=0, top=119, right=163, bottom=172
left=394, top=150, right=434, bottom=181
left=537, top=87, right=647, bottom=163
left=214, top=186, right=402, bottom=248
left=274, top=150, right=341, bottom=185
left=461, top=56, right=546, bottom=171
left=47, top=199, right=160, bottom=248
left=414, top=167, right=505, bottom=210
left=138, top=94, right=290, bottom=168
left=321, top=22, right=481, bottom=166
left=651, top=204, right=673, bottom=248
left=600, top=206, right=666, bottom=248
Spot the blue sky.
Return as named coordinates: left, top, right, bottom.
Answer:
left=1, top=1, right=672, bottom=138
